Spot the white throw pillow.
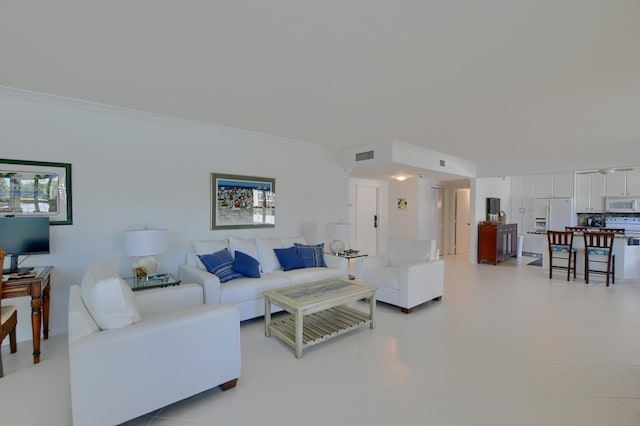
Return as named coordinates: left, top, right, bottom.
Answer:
left=193, top=239, right=229, bottom=255
left=255, top=237, right=283, bottom=273
left=229, top=236, right=261, bottom=271
left=80, top=261, right=141, bottom=330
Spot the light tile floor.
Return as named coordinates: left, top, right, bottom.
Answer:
left=1, top=254, right=640, bottom=425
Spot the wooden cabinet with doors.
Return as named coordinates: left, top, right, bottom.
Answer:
left=477, top=223, right=518, bottom=265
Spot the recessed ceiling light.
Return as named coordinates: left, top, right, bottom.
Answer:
left=395, top=176, right=407, bottom=181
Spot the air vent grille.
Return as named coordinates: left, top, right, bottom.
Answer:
left=440, top=160, right=446, bottom=167
left=355, top=151, right=374, bottom=161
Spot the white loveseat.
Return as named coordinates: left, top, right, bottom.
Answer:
left=68, top=262, right=241, bottom=426
left=355, top=238, right=444, bottom=313
left=179, top=236, right=349, bottom=321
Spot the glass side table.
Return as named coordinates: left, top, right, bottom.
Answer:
left=328, top=251, right=368, bottom=280
left=123, top=274, right=181, bottom=291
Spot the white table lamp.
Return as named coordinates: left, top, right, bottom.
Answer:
left=327, top=223, right=349, bottom=254
left=124, top=228, right=168, bottom=279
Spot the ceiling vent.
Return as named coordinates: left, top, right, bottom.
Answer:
left=355, top=150, right=374, bottom=161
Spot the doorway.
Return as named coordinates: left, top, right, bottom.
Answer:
left=355, top=183, right=379, bottom=256
left=455, top=188, right=471, bottom=254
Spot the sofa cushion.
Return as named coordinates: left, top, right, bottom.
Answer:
left=229, top=236, right=259, bottom=259
left=274, top=246, right=305, bottom=271
left=362, top=266, right=399, bottom=290
left=198, top=249, right=243, bottom=283
left=294, top=243, right=326, bottom=268
left=233, top=250, right=261, bottom=278
left=220, top=275, right=289, bottom=304
left=255, top=237, right=283, bottom=273
left=271, top=266, right=340, bottom=285
left=80, top=261, right=141, bottom=330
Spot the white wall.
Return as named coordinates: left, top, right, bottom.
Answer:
left=1, top=88, right=348, bottom=342
left=388, top=178, right=419, bottom=238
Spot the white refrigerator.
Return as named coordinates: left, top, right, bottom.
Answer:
left=534, top=198, right=573, bottom=231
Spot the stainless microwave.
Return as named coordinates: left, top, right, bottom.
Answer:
left=605, top=196, right=640, bottom=213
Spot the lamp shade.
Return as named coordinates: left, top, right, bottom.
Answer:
left=124, top=229, right=168, bottom=257
left=327, top=223, right=349, bottom=241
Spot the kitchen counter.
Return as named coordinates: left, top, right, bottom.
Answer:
left=541, top=237, right=640, bottom=280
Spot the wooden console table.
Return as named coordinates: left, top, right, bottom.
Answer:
left=478, top=223, right=518, bottom=265
left=1, top=266, right=52, bottom=364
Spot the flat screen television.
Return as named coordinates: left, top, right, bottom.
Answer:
left=0, top=216, right=50, bottom=274
left=486, top=197, right=501, bottom=221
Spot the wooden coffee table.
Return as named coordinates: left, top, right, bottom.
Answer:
left=264, top=277, right=376, bottom=358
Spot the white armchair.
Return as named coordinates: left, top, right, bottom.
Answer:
left=68, top=262, right=241, bottom=426
left=355, top=238, right=444, bottom=313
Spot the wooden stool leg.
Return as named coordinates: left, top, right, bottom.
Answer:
left=584, top=252, right=589, bottom=284
left=10, top=328, right=17, bottom=353
left=612, top=254, right=615, bottom=284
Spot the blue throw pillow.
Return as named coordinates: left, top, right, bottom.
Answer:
left=273, top=246, right=305, bottom=271
left=233, top=250, right=261, bottom=278
left=294, top=243, right=326, bottom=268
left=198, top=249, right=242, bottom=283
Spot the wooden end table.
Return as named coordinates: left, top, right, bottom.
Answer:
left=1, top=266, right=52, bottom=364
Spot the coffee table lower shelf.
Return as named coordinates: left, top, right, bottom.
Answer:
left=268, top=305, right=371, bottom=351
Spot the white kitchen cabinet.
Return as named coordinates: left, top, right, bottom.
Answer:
left=533, top=174, right=553, bottom=198
left=605, top=169, right=640, bottom=196
left=575, top=174, right=590, bottom=212
left=590, top=173, right=606, bottom=210
left=510, top=175, right=535, bottom=233
left=606, top=172, right=626, bottom=196
left=534, top=173, right=573, bottom=199
left=510, top=175, right=537, bottom=254
left=575, top=173, right=605, bottom=212
left=552, top=172, right=574, bottom=198
left=625, top=169, right=640, bottom=195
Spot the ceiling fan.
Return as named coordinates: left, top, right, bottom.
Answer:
left=576, top=167, right=634, bottom=175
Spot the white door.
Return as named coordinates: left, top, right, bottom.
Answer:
left=355, top=184, right=379, bottom=256
left=455, top=188, right=471, bottom=254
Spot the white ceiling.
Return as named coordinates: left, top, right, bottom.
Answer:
left=2, top=1, right=640, bottom=179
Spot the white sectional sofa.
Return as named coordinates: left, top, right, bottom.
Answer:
left=179, top=236, right=349, bottom=321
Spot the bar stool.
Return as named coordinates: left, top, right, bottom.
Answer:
left=547, top=230, right=577, bottom=281
left=583, top=232, right=615, bottom=286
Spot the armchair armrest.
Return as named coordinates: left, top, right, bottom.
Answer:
left=324, top=254, right=349, bottom=277
left=355, top=255, right=391, bottom=281
left=397, top=259, right=444, bottom=303
left=179, top=264, right=221, bottom=305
